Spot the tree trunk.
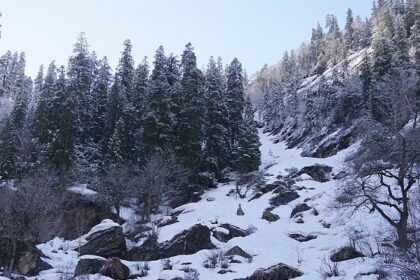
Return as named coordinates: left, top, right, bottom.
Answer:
left=396, top=215, right=410, bottom=249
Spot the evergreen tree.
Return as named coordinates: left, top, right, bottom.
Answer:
left=226, top=57, right=245, bottom=157
left=177, top=43, right=206, bottom=175
left=360, top=51, right=375, bottom=116
left=393, top=15, right=409, bottom=65
left=142, top=46, right=173, bottom=156
left=372, top=22, right=395, bottom=76
left=204, top=57, right=230, bottom=178
left=236, top=96, right=261, bottom=174
left=344, top=8, right=355, bottom=52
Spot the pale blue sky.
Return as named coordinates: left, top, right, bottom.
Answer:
left=0, top=0, right=374, bottom=78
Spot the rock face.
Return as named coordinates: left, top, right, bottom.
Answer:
left=79, top=226, right=127, bottom=258
left=213, top=224, right=249, bottom=243
left=99, top=257, right=130, bottom=280
left=37, top=190, right=118, bottom=242
left=330, top=246, right=365, bottom=262
left=224, top=246, right=251, bottom=259
left=295, top=164, right=333, bottom=182
left=290, top=203, right=312, bottom=218
left=262, top=210, right=280, bottom=222
left=243, top=263, right=303, bottom=280
left=74, top=257, right=106, bottom=276
left=126, top=224, right=215, bottom=261
left=0, top=238, right=52, bottom=276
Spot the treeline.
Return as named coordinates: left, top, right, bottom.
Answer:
left=251, top=0, right=419, bottom=156
left=0, top=36, right=261, bottom=190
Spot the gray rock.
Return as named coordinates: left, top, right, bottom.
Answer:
left=74, top=257, right=106, bottom=276
left=262, top=210, right=280, bottom=222
left=288, top=234, right=317, bottom=242
left=99, top=257, right=130, bottom=280
left=213, top=224, right=248, bottom=243
left=242, top=263, right=303, bottom=280
left=290, top=203, right=311, bottom=218
left=330, top=246, right=365, bottom=262
left=295, top=164, right=333, bottom=182
left=270, top=186, right=300, bottom=207
left=0, top=238, right=52, bottom=276
left=224, top=246, right=251, bottom=259
left=79, top=226, right=127, bottom=258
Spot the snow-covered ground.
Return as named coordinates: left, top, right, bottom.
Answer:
left=34, top=129, right=383, bottom=280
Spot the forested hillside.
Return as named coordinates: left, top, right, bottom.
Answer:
left=249, top=0, right=419, bottom=157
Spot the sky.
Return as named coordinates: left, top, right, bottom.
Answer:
left=0, top=0, right=374, bottom=78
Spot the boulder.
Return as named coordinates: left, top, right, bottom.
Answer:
left=330, top=246, right=365, bottom=262
left=288, top=234, right=317, bottom=242
left=0, top=238, right=52, bottom=276
left=290, top=203, right=311, bottom=218
left=79, top=226, right=127, bottom=258
left=295, top=164, right=332, bottom=182
left=99, top=257, right=130, bottom=280
left=270, top=186, right=300, bottom=207
left=162, top=224, right=215, bottom=257
left=213, top=224, right=248, bottom=242
left=224, top=246, right=251, bottom=259
left=262, top=210, right=280, bottom=222
left=74, top=257, right=106, bottom=276
left=242, top=263, right=303, bottom=280
left=126, top=224, right=215, bottom=261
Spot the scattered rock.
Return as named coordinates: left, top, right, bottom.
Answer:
left=295, top=164, right=333, bottom=182
left=79, top=225, right=127, bottom=258
left=74, top=257, right=106, bottom=276
left=0, top=238, right=52, bottom=276
left=270, top=186, right=300, bottom=207
left=158, top=217, right=179, bottom=228
left=243, top=262, right=303, bottom=280
left=262, top=210, right=280, bottom=222
left=290, top=203, right=311, bottom=218
left=206, top=197, right=215, bottom=201
left=237, top=204, right=245, bottom=216
left=295, top=218, right=305, bottom=224
left=289, top=234, right=317, bottom=242
left=213, top=224, right=248, bottom=243
left=126, top=224, right=215, bottom=261
left=224, top=246, right=251, bottom=259
left=330, top=246, right=365, bottom=262
left=99, top=257, right=130, bottom=280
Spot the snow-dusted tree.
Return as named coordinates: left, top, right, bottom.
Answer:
left=235, top=96, right=261, bottom=174
left=344, top=8, right=355, bottom=52
left=203, top=57, right=230, bottom=178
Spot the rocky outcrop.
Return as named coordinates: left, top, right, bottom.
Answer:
left=295, top=164, right=333, bottom=182
left=290, top=203, right=311, bottom=218
left=99, top=257, right=130, bottom=280
left=262, top=210, right=280, bottom=222
left=0, top=238, right=52, bottom=276
left=79, top=226, right=127, bottom=258
left=126, top=224, right=215, bottom=261
left=213, top=224, right=249, bottom=243
left=239, top=263, right=303, bottom=280
left=330, top=246, right=365, bottom=262
left=74, top=257, right=106, bottom=276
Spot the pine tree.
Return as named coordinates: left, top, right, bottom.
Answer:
left=236, top=96, right=261, bottom=174
left=177, top=43, right=206, bottom=175
left=345, top=8, right=355, bottom=52
left=372, top=22, right=395, bottom=76
left=393, top=15, right=409, bottom=65
left=142, top=46, right=173, bottom=156
left=411, top=20, right=420, bottom=126
left=360, top=51, right=375, bottom=116
left=226, top=57, right=245, bottom=158
left=204, top=57, right=230, bottom=178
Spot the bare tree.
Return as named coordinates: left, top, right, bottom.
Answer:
left=338, top=123, right=420, bottom=249
left=0, top=167, right=59, bottom=276
left=133, top=151, right=189, bottom=222
left=95, top=164, right=132, bottom=220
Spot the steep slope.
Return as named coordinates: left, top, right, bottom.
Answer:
left=32, top=129, right=384, bottom=280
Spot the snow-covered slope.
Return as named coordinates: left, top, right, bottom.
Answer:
left=34, top=128, right=384, bottom=280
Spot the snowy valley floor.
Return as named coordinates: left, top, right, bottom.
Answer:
left=28, top=129, right=385, bottom=280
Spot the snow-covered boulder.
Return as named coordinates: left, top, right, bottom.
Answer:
left=330, top=246, right=365, bottom=262
left=240, top=262, right=303, bottom=280
left=74, top=256, right=106, bottom=277
left=78, top=221, right=126, bottom=258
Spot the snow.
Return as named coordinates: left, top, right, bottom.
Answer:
left=68, top=183, right=98, bottom=196
left=31, top=128, right=384, bottom=280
